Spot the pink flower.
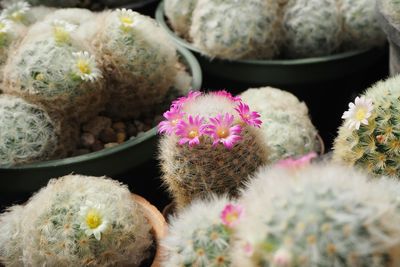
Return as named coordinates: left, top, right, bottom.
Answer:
left=206, top=113, right=242, bottom=149
left=221, top=203, right=244, bottom=228
left=235, top=102, right=262, bottom=128
left=244, top=242, right=254, bottom=257
left=212, top=90, right=242, bottom=102
left=272, top=249, right=292, bottom=267
left=176, top=115, right=206, bottom=147
left=172, top=91, right=202, bottom=108
left=276, top=152, right=317, bottom=169
left=157, top=106, right=185, bottom=135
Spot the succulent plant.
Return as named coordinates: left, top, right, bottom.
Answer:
left=333, top=76, right=400, bottom=177
left=233, top=163, right=400, bottom=267
left=93, top=9, right=178, bottom=119
left=339, top=0, right=386, bottom=50
left=163, top=196, right=242, bottom=267
left=0, top=94, right=78, bottom=166
left=164, top=0, right=197, bottom=38
left=190, top=0, right=282, bottom=60
left=3, top=18, right=107, bottom=123
left=283, top=0, right=341, bottom=58
left=241, top=87, right=321, bottom=163
left=1, top=1, right=54, bottom=25
left=0, top=175, right=153, bottom=266
left=158, top=91, right=268, bottom=210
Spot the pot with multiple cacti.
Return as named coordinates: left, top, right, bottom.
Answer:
left=0, top=174, right=167, bottom=267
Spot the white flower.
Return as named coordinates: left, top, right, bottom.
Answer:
left=2, top=1, right=30, bottom=23
left=116, top=8, right=140, bottom=31
left=0, top=18, right=12, bottom=34
left=51, top=19, right=77, bottom=44
left=79, top=203, right=109, bottom=241
left=342, top=96, right=373, bottom=130
left=72, top=51, right=102, bottom=82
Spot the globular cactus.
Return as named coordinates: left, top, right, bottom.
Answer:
left=0, top=205, right=25, bottom=267
left=334, top=75, right=400, bottom=177
left=3, top=18, right=107, bottom=123
left=190, top=0, right=282, bottom=60
left=163, top=196, right=242, bottom=267
left=0, top=175, right=153, bottom=266
left=164, top=0, right=197, bottom=38
left=0, top=95, right=78, bottom=166
left=233, top=164, right=400, bottom=267
left=93, top=9, right=178, bottom=119
left=283, top=0, right=341, bottom=58
left=241, top=87, right=321, bottom=163
left=158, top=91, right=268, bottom=210
left=339, top=0, right=386, bottom=50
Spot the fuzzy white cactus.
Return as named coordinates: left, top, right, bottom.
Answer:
left=93, top=9, right=178, bottom=119
left=190, top=0, right=282, bottom=60
left=340, top=0, right=386, bottom=50
left=164, top=0, right=198, bottom=37
left=233, top=164, right=400, bottom=266
left=241, top=87, right=320, bottom=163
left=0, top=175, right=153, bottom=266
left=163, top=196, right=241, bottom=267
left=283, top=0, right=341, bottom=58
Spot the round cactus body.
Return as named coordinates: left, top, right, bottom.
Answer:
left=0, top=95, right=77, bottom=166
left=190, top=0, right=282, bottom=60
left=283, top=0, right=341, bottom=58
left=3, top=20, right=107, bottom=123
left=334, top=76, right=400, bottom=177
left=93, top=9, right=178, bottom=119
left=158, top=91, right=268, bottom=210
left=164, top=0, right=197, bottom=38
left=241, top=87, right=320, bottom=163
left=163, top=196, right=239, bottom=267
left=10, top=175, right=153, bottom=266
left=340, top=0, right=386, bottom=50
left=233, top=164, right=400, bottom=267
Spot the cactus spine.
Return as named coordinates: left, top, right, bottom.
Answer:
left=164, top=0, right=198, bottom=38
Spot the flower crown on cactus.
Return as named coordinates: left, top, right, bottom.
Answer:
left=158, top=90, right=262, bottom=149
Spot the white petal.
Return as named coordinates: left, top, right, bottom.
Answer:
left=94, top=231, right=101, bottom=240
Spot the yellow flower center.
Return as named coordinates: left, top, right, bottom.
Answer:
left=35, top=73, right=45, bottom=81
left=225, top=211, right=239, bottom=223
left=54, top=27, right=70, bottom=44
left=171, top=119, right=179, bottom=126
left=77, top=59, right=91, bottom=75
left=355, top=107, right=367, bottom=121
left=0, top=23, right=5, bottom=30
left=11, top=12, right=23, bottom=22
left=85, top=210, right=102, bottom=229
left=120, top=16, right=133, bottom=25
left=217, top=128, right=229, bottom=138
left=188, top=130, right=198, bottom=139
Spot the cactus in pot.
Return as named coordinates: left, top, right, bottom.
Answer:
left=158, top=91, right=268, bottom=211
left=241, top=87, right=321, bottom=163
left=232, top=163, right=400, bottom=266
left=189, top=0, right=282, bottom=60
left=3, top=18, right=107, bottom=123
left=163, top=196, right=241, bottom=267
left=0, top=175, right=153, bottom=266
left=164, top=0, right=197, bottom=38
left=334, top=75, right=400, bottom=177
left=283, top=0, right=341, bottom=58
left=93, top=9, right=178, bottom=119
left=0, top=94, right=78, bottom=166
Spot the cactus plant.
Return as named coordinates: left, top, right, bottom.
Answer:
left=164, top=0, right=197, bottom=38
left=93, top=8, right=178, bottom=119
left=241, top=87, right=321, bottom=163
left=190, top=0, right=282, bottom=60
left=283, top=0, right=341, bottom=58
left=158, top=91, right=268, bottom=210
left=0, top=175, right=153, bottom=266
left=0, top=94, right=78, bottom=166
left=340, top=0, right=386, bottom=50
left=1, top=0, right=55, bottom=25
left=3, top=18, right=107, bottom=123
left=333, top=75, right=400, bottom=177
left=233, top=163, right=400, bottom=266
left=163, top=196, right=242, bottom=267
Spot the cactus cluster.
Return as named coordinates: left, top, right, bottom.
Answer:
left=93, top=8, right=178, bottom=119
left=233, top=164, right=400, bottom=266
left=164, top=0, right=385, bottom=60
left=0, top=175, right=153, bottom=266
left=158, top=91, right=268, bottom=210
left=241, top=87, right=321, bottom=163
left=334, top=75, right=400, bottom=177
